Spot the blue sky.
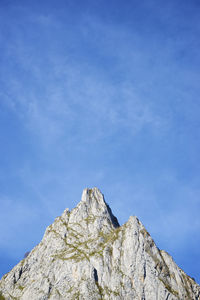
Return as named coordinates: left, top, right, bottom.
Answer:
left=0, top=0, right=200, bottom=283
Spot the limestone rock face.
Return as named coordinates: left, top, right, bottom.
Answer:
left=0, top=187, right=200, bottom=299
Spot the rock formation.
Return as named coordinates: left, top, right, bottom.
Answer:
left=0, top=187, right=200, bottom=299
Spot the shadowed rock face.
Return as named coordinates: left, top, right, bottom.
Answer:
left=0, top=187, right=200, bottom=300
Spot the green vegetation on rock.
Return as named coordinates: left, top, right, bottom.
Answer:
left=0, top=291, right=5, bottom=300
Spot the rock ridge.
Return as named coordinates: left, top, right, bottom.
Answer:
left=0, top=187, right=199, bottom=299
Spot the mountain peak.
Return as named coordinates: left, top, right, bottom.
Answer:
left=81, top=187, right=103, bottom=201
left=80, top=187, right=108, bottom=211
left=73, top=187, right=120, bottom=228
left=0, top=188, right=199, bottom=300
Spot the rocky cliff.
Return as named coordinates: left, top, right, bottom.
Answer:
left=0, top=187, right=200, bottom=299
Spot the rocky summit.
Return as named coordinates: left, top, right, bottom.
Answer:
left=0, top=188, right=200, bottom=300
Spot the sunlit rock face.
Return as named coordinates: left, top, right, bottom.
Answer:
left=0, top=187, right=200, bottom=299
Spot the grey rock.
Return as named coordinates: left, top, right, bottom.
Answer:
left=0, top=187, right=200, bottom=299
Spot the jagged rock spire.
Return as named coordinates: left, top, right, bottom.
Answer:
left=74, top=187, right=120, bottom=228
left=0, top=188, right=200, bottom=299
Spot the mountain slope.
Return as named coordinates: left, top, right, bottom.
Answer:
left=0, top=187, right=200, bottom=299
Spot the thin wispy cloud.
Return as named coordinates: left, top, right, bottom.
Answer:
left=2, top=68, right=165, bottom=148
